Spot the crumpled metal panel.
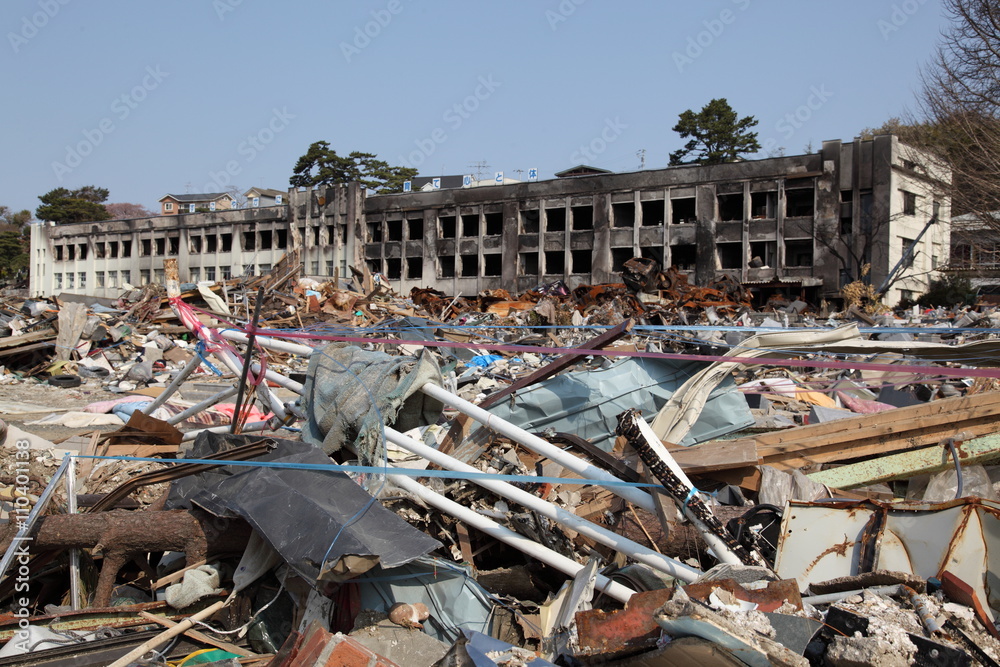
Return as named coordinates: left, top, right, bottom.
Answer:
left=775, top=499, right=1000, bottom=623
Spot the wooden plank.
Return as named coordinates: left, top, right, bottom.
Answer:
left=668, top=438, right=759, bottom=474
left=138, top=610, right=256, bottom=657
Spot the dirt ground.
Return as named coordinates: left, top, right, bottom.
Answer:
left=0, top=377, right=126, bottom=443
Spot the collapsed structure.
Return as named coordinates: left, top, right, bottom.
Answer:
left=30, top=135, right=949, bottom=308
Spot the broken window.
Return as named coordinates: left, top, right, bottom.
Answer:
left=260, top=230, right=273, bottom=250
left=154, top=268, right=165, bottom=284
left=612, top=202, right=635, bottom=228
left=141, top=239, right=151, bottom=256
left=751, top=192, right=777, bottom=219
left=206, top=235, right=218, bottom=253
left=641, top=246, right=664, bottom=267
left=96, top=271, right=105, bottom=287
left=483, top=253, right=502, bottom=276
left=386, top=257, right=401, bottom=279
left=78, top=243, right=88, bottom=260
left=717, top=242, right=744, bottom=269
left=461, top=254, right=479, bottom=277
left=221, top=234, right=232, bottom=252
left=139, top=269, right=150, bottom=285
left=439, top=215, right=457, bottom=238
left=189, top=267, right=200, bottom=282
left=276, top=229, right=288, bottom=249
left=190, top=236, right=202, bottom=253
left=520, top=209, right=540, bottom=234
left=95, top=243, right=106, bottom=259
left=520, top=252, right=539, bottom=274
left=785, top=188, right=815, bottom=217
left=485, top=211, right=503, bottom=236
left=545, top=208, right=566, bottom=232
left=68, top=245, right=76, bottom=260
left=902, top=190, right=918, bottom=216
left=545, top=250, right=565, bottom=274
left=221, top=266, right=232, bottom=280
left=205, top=267, right=216, bottom=281
left=611, top=247, right=633, bottom=272
left=168, top=237, right=179, bottom=255
left=571, top=249, right=592, bottom=273
left=408, top=216, right=424, bottom=240
left=461, top=213, right=480, bottom=237
left=749, top=241, right=777, bottom=267
left=717, top=193, right=743, bottom=222
left=571, top=206, right=594, bottom=230
left=108, top=271, right=118, bottom=288
left=387, top=220, right=403, bottom=242
left=67, top=272, right=74, bottom=288
left=671, top=198, right=696, bottom=224
left=784, top=239, right=814, bottom=266
left=641, top=199, right=665, bottom=226
left=439, top=255, right=456, bottom=278
left=155, top=238, right=165, bottom=255
left=953, top=243, right=972, bottom=267
left=840, top=191, right=854, bottom=235
left=368, top=221, right=383, bottom=243
left=123, top=240, right=132, bottom=257
left=55, top=245, right=63, bottom=261
left=109, top=242, right=119, bottom=258
left=671, top=243, right=697, bottom=270
left=406, top=257, right=423, bottom=279
left=243, top=231, right=256, bottom=251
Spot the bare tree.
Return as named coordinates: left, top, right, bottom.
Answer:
left=105, top=202, right=154, bottom=220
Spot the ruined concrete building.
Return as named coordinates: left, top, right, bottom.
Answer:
left=30, top=136, right=949, bottom=306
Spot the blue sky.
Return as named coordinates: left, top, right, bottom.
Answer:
left=1, top=0, right=948, bottom=215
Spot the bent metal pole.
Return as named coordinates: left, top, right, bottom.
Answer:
left=385, top=426, right=701, bottom=583
left=418, top=382, right=656, bottom=512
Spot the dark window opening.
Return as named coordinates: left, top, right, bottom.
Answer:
left=785, top=239, right=813, bottom=266
left=155, top=238, right=165, bottom=255
left=571, top=206, right=594, bottom=230
left=243, top=231, right=256, bottom=251
left=190, top=236, right=202, bottom=253
left=641, top=246, right=664, bottom=267
left=122, top=240, right=132, bottom=257
left=546, top=208, right=566, bottom=232
left=141, top=239, right=151, bottom=256
left=408, top=217, right=424, bottom=240
left=751, top=192, right=777, bottom=219
left=484, top=253, right=502, bottom=276
left=168, top=237, right=179, bottom=255
left=612, top=247, right=634, bottom=272
left=461, top=213, right=479, bottom=237
left=95, top=243, right=106, bottom=259
left=671, top=197, right=696, bottom=224
left=521, top=209, right=540, bottom=234
left=718, top=193, right=743, bottom=221
left=953, top=244, right=972, bottom=268
left=571, top=249, right=592, bottom=274
left=221, top=234, right=232, bottom=252
left=671, top=244, right=697, bottom=271
left=109, top=242, right=119, bottom=258
left=485, top=212, right=503, bottom=236
left=439, top=216, right=457, bottom=238
left=545, top=250, right=565, bottom=274
left=68, top=245, right=76, bottom=260
left=55, top=246, right=64, bottom=261
left=78, top=243, right=88, bottom=260
left=366, top=260, right=380, bottom=275
left=312, top=226, right=321, bottom=245
left=340, top=225, right=348, bottom=244
left=612, top=203, right=635, bottom=228
left=840, top=191, right=854, bottom=235
left=902, top=190, right=917, bottom=216
left=717, top=242, right=743, bottom=269
left=461, top=254, right=479, bottom=277
left=387, top=220, right=403, bottom=242
left=368, top=222, right=383, bottom=243
left=259, top=230, right=273, bottom=250
left=406, top=257, right=423, bottom=279
left=749, top=241, right=776, bottom=267
left=641, top=200, right=665, bottom=226
left=860, top=191, right=874, bottom=236
left=439, top=255, right=456, bottom=278
left=786, top=188, right=815, bottom=217
left=276, top=229, right=288, bottom=249
left=326, top=225, right=336, bottom=243
left=206, top=235, right=218, bottom=253
left=520, top=252, right=539, bottom=274
left=386, top=257, right=401, bottom=279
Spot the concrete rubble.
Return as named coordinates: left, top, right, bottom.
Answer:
left=2, top=256, right=1000, bottom=665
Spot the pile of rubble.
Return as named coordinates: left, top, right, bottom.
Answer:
left=2, top=255, right=1000, bottom=665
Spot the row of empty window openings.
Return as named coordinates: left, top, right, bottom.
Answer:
left=54, top=265, right=281, bottom=289
left=52, top=227, right=321, bottom=261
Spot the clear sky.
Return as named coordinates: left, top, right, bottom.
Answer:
left=1, top=0, right=949, bottom=216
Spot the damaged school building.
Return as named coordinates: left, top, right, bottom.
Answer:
left=29, top=135, right=949, bottom=308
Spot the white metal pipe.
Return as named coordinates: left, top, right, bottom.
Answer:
left=419, top=383, right=656, bottom=512
left=387, top=472, right=636, bottom=603
left=66, top=457, right=81, bottom=611
left=141, top=353, right=204, bottom=415
left=166, top=387, right=239, bottom=425
left=180, top=420, right=270, bottom=442
left=385, top=427, right=701, bottom=583
left=220, top=330, right=316, bottom=357
left=210, top=343, right=289, bottom=422
left=250, top=363, right=305, bottom=394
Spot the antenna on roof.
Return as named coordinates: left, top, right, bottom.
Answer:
left=513, top=169, right=524, bottom=180
left=636, top=149, right=646, bottom=170
left=468, top=161, right=489, bottom=181
left=185, top=182, right=193, bottom=194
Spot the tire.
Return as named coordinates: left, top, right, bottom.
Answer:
left=48, top=374, right=82, bottom=388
